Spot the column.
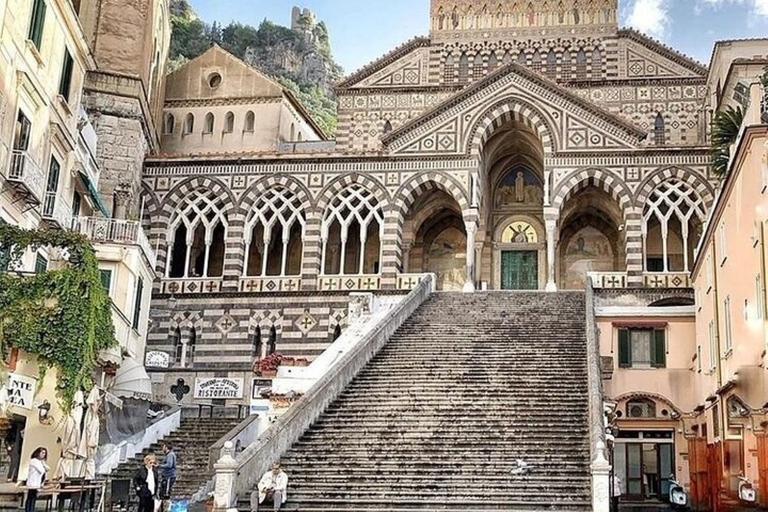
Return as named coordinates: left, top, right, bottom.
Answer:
left=222, top=212, right=245, bottom=291
left=379, top=212, right=403, bottom=290
left=545, top=218, right=557, bottom=292
left=463, top=221, right=477, bottom=293
left=624, top=207, right=644, bottom=287
left=301, top=210, right=323, bottom=291
left=543, top=169, right=552, bottom=207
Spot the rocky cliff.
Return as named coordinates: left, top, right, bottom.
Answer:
left=168, top=0, right=343, bottom=135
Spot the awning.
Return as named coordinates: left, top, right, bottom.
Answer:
left=109, top=357, right=152, bottom=401
left=77, top=171, right=109, bottom=217
left=97, top=345, right=122, bottom=366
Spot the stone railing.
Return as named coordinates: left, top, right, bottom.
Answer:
left=206, top=415, right=266, bottom=471
left=317, top=274, right=381, bottom=292
left=585, top=276, right=610, bottom=512
left=589, top=271, right=691, bottom=289
left=160, top=277, right=223, bottom=294
left=71, top=216, right=157, bottom=270
left=238, top=276, right=302, bottom=293
left=8, top=150, right=45, bottom=204
left=95, top=406, right=181, bottom=475
left=205, top=274, right=436, bottom=509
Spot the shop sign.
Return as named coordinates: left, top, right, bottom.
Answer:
left=145, top=351, right=170, bottom=369
left=7, top=373, right=36, bottom=409
left=194, top=378, right=244, bottom=399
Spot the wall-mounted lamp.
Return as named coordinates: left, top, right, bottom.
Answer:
left=37, top=400, right=53, bottom=425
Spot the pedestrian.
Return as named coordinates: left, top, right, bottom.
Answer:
left=134, top=454, right=160, bottom=512
left=159, top=443, right=177, bottom=504
left=24, top=447, right=49, bottom=512
left=612, top=474, right=622, bottom=512
left=250, top=462, right=288, bottom=512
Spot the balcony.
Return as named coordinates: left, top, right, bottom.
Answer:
left=41, top=192, right=71, bottom=229
left=7, top=150, right=44, bottom=205
left=71, top=217, right=157, bottom=270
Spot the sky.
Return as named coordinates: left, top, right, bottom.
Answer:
left=188, top=0, right=768, bottom=73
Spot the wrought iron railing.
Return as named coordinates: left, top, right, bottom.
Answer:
left=8, top=150, right=44, bottom=203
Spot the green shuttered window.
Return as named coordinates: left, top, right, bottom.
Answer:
left=28, top=0, right=46, bottom=49
left=618, top=328, right=666, bottom=369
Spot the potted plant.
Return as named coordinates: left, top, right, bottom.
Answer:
left=282, top=356, right=296, bottom=367
left=257, top=353, right=282, bottom=377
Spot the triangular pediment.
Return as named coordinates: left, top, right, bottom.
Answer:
left=383, top=63, right=648, bottom=156
left=336, top=37, right=431, bottom=89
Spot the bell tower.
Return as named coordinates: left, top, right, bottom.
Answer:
left=430, top=0, right=618, bottom=40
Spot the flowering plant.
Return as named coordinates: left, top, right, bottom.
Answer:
left=258, top=353, right=283, bottom=373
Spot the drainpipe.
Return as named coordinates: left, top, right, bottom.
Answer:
left=710, top=235, right=728, bottom=505
left=760, top=221, right=768, bottom=357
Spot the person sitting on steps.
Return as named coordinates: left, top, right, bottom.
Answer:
left=250, top=462, right=288, bottom=512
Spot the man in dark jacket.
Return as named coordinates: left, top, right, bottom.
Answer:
left=135, top=454, right=160, bottom=512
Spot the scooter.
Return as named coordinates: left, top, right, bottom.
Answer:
left=738, top=475, right=758, bottom=507
left=668, top=475, right=689, bottom=510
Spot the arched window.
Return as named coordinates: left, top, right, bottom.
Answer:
left=321, top=184, right=383, bottom=275
left=251, top=326, right=262, bottom=359
left=172, top=327, right=182, bottom=364
left=244, top=187, right=305, bottom=277
left=187, top=327, right=197, bottom=367
left=654, top=112, right=665, bottom=146
left=591, top=48, right=602, bottom=78
left=487, top=51, right=499, bottom=72
left=626, top=399, right=656, bottom=418
left=444, top=53, right=455, bottom=83
left=383, top=120, right=393, bottom=134
left=458, top=53, right=470, bottom=83
left=297, top=132, right=302, bottom=142
left=244, top=111, right=255, bottom=132
left=289, top=123, right=296, bottom=141
left=517, top=51, right=527, bottom=66
left=203, top=113, right=214, bottom=134
left=164, top=113, right=175, bottom=135
left=224, top=112, right=234, bottom=133
left=183, top=113, right=194, bottom=134
left=268, top=326, right=277, bottom=355
left=167, top=188, right=229, bottom=278
left=643, top=179, right=706, bottom=273
left=576, top=49, right=587, bottom=79
left=545, top=50, right=557, bottom=79
left=332, top=324, right=342, bottom=341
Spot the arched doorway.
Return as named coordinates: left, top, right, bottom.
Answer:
left=558, top=186, right=625, bottom=289
left=404, top=188, right=467, bottom=291
left=477, top=117, right=546, bottom=289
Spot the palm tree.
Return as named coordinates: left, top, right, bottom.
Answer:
left=710, top=105, right=744, bottom=178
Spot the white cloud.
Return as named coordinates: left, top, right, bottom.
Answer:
left=698, top=0, right=768, bottom=17
left=624, top=0, right=671, bottom=38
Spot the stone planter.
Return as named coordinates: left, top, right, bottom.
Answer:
left=295, top=358, right=309, bottom=367
left=282, top=357, right=296, bottom=366
left=259, top=370, right=277, bottom=378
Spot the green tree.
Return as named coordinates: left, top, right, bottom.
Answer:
left=710, top=106, right=744, bottom=178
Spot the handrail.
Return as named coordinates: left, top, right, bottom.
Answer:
left=585, top=276, right=607, bottom=461
left=194, top=274, right=435, bottom=505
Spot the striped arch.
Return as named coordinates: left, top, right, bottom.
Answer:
left=159, top=176, right=237, bottom=219
left=170, top=312, right=204, bottom=334
left=613, top=391, right=684, bottom=415
left=552, top=168, right=634, bottom=214
left=466, top=96, right=557, bottom=156
left=635, top=166, right=716, bottom=210
left=239, top=174, right=313, bottom=214
left=394, top=173, right=471, bottom=221
left=140, top=182, right=162, bottom=234
left=315, top=173, right=391, bottom=213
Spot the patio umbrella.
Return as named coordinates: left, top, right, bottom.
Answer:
left=79, top=388, right=100, bottom=480
left=56, top=390, right=84, bottom=480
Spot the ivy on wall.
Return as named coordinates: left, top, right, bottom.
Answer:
left=0, top=223, right=117, bottom=411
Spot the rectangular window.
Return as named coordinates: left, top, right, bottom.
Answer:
left=724, top=296, right=733, bottom=353
left=719, top=223, right=727, bottom=264
left=757, top=274, right=764, bottom=320
left=706, top=255, right=713, bottom=292
left=71, top=191, right=81, bottom=217
left=35, top=253, right=48, bottom=273
left=58, top=49, right=74, bottom=101
left=708, top=320, right=716, bottom=371
left=28, top=0, right=47, bottom=50
left=132, top=276, right=143, bottom=330
left=618, top=329, right=666, bottom=369
left=99, top=269, right=112, bottom=297
left=13, top=111, right=32, bottom=151
left=46, top=157, right=60, bottom=194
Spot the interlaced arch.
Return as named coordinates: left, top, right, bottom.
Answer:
left=244, top=187, right=306, bottom=276
left=167, top=188, right=229, bottom=278
left=321, top=184, right=384, bottom=275
left=643, top=179, right=706, bottom=273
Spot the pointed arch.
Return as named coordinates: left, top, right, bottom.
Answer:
left=552, top=167, right=634, bottom=213
left=467, top=97, right=557, bottom=156
left=244, top=111, right=255, bottom=132
left=224, top=112, right=235, bottom=133
left=183, top=113, right=194, bottom=134
left=654, top=112, right=665, bottom=146
left=203, top=112, right=214, bottom=133
left=394, top=172, right=472, bottom=221
left=316, top=173, right=391, bottom=214
left=636, top=167, right=716, bottom=209
left=164, top=113, right=175, bottom=135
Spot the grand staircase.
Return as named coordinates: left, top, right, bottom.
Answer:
left=109, top=417, right=241, bottom=507
left=243, top=291, right=593, bottom=511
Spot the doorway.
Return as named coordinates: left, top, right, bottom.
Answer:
left=614, top=431, right=675, bottom=501
left=501, top=251, right=538, bottom=290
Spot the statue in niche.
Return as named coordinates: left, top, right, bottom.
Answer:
left=515, top=171, right=526, bottom=202
left=452, top=6, right=460, bottom=28
left=527, top=3, right=535, bottom=25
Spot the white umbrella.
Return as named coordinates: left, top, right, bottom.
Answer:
left=56, top=390, right=85, bottom=480
left=79, top=388, right=100, bottom=480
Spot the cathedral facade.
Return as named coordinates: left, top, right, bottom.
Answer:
left=143, top=0, right=713, bottom=381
